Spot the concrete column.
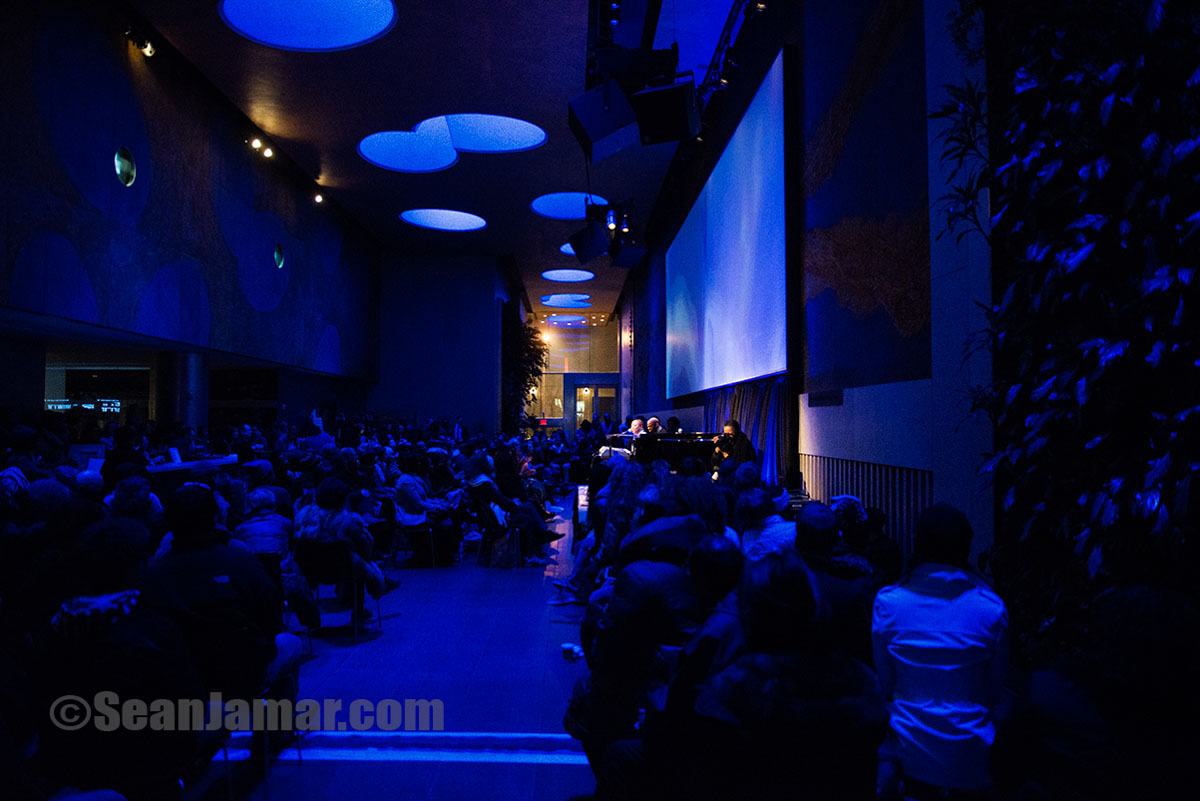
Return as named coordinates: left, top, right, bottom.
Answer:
left=157, top=351, right=208, bottom=429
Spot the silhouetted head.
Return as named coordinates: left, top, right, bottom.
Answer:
left=740, top=549, right=816, bottom=653
left=247, top=487, right=276, bottom=514
left=688, top=534, right=745, bottom=604
left=913, top=503, right=972, bottom=568
left=167, top=484, right=218, bottom=544
left=794, top=502, right=839, bottom=555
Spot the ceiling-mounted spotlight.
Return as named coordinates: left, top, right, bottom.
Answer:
left=262, top=147, right=274, bottom=158
left=250, top=137, right=263, bottom=150
left=125, top=25, right=155, bottom=58
left=606, top=208, right=617, bottom=231
left=314, top=193, right=324, bottom=204
left=620, top=213, right=630, bottom=234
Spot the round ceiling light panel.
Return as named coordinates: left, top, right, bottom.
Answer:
left=541, top=293, right=592, bottom=309
left=399, top=209, right=486, bottom=231
left=546, top=314, right=587, bottom=326
left=530, top=192, right=608, bottom=220
left=358, top=118, right=457, bottom=173
left=443, top=114, right=546, bottom=153
left=220, top=0, right=397, bottom=52
left=541, top=268, right=594, bottom=282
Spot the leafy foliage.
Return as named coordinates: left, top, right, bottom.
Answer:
left=500, top=305, right=548, bottom=434
left=942, top=0, right=1200, bottom=662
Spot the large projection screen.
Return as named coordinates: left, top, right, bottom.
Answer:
left=666, top=50, right=785, bottom=399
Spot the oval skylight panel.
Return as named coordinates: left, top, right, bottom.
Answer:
left=359, top=117, right=457, bottom=173
left=541, top=268, right=595, bottom=282
left=546, top=314, right=587, bottom=325
left=444, top=114, right=546, bottom=153
left=541, top=293, right=592, bottom=309
left=220, top=0, right=397, bottom=52
left=400, top=209, right=486, bottom=231
left=531, top=192, right=608, bottom=220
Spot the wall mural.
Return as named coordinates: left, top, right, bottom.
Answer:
left=803, top=0, right=932, bottom=392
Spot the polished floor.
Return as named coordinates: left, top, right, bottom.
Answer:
left=204, top=503, right=593, bottom=801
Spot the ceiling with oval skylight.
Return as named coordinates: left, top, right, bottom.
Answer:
left=546, top=314, right=587, bottom=326
left=359, top=113, right=544, bottom=173
left=443, top=114, right=546, bottom=153
left=220, top=0, right=397, bottom=52
left=358, top=118, right=457, bottom=173
left=531, top=192, right=608, bottom=220
left=400, top=209, right=486, bottom=231
left=541, top=293, right=592, bottom=308
left=541, top=268, right=595, bottom=283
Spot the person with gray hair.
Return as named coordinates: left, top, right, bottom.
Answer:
left=234, top=487, right=320, bottom=629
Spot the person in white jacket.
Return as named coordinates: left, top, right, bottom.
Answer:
left=872, top=503, right=1008, bottom=797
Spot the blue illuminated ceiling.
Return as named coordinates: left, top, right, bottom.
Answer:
left=358, top=119, right=457, bottom=173
left=129, top=0, right=737, bottom=319
left=541, top=293, right=592, bottom=308
left=400, top=209, right=487, bottom=231
left=219, top=0, right=396, bottom=52
left=541, top=268, right=594, bottom=283
left=359, top=114, right=546, bottom=173
left=531, top=192, right=609, bottom=220
left=546, top=314, right=587, bottom=326
left=444, top=114, right=546, bottom=153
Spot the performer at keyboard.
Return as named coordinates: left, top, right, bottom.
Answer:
left=711, top=419, right=756, bottom=468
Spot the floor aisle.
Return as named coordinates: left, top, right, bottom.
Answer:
left=227, top=507, right=594, bottom=801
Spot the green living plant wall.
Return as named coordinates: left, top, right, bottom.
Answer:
left=935, top=0, right=1200, bottom=661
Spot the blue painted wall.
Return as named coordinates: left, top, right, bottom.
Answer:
left=0, top=0, right=380, bottom=380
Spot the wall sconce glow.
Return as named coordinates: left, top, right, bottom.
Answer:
left=400, top=209, right=487, bottom=231
left=220, top=0, right=397, bottom=52
left=358, top=118, right=457, bottom=173
left=546, top=314, right=587, bottom=326
left=559, top=242, right=575, bottom=255
left=443, top=114, right=546, bottom=153
left=531, top=192, right=608, bottom=220
left=541, top=268, right=594, bottom=283
left=114, top=148, right=136, bottom=187
left=541, top=293, right=592, bottom=309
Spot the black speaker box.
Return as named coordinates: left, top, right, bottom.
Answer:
left=569, top=217, right=614, bottom=264
left=568, top=80, right=640, bottom=162
left=630, top=77, right=701, bottom=145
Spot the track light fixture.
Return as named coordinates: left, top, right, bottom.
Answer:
left=124, top=24, right=155, bottom=58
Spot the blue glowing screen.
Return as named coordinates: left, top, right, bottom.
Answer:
left=444, top=114, right=546, bottom=153
left=541, top=268, right=594, bottom=283
left=220, top=0, right=396, bottom=52
left=666, top=51, right=786, bottom=398
left=541, top=293, right=592, bottom=309
left=400, top=209, right=487, bottom=231
left=530, top=193, right=608, bottom=220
